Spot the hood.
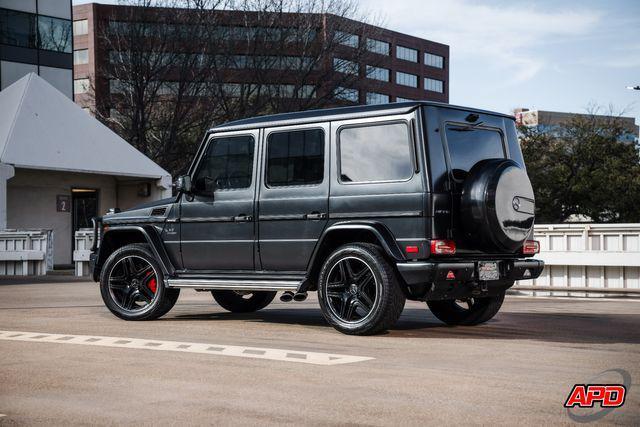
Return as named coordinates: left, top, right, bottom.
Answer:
left=103, top=196, right=177, bottom=224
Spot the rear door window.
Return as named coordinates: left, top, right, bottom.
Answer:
left=444, top=124, right=505, bottom=179
left=266, top=129, right=324, bottom=187
left=339, top=122, right=413, bottom=183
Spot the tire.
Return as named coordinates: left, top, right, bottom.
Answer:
left=100, top=244, right=180, bottom=321
left=427, top=291, right=505, bottom=326
left=317, top=243, right=405, bottom=335
left=211, top=290, right=277, bottom=313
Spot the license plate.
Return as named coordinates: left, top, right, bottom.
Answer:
left=478, top=261, right=500, bottom=281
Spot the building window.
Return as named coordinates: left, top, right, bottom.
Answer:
left=366, top=38, right=390, bottom=56
left=396, top=46, right=418, bottom=62
left=334, top=87, right=359, bottom=102
left=425, top=52, right=444, bottom=68
left=73, top=19, right=88, bottom=36
left=425, top=77, right=444, bottom=93
left=335, top=30, right=358, bottom=48
left=0, top=9, right=37, bottom=48
left=333, top=57, right=359, bottom=75
left=339, top=123, right=413, bottom=183
left=74, top=78, right=90, bottom=94
left=366, top=92, right=389, bottom=105
left=366, top=65, right=389, bottom=82
left=267, top=129, right=324, bottom=187
left=74, top=49, right=89, bottom=65
left=396, top=97, right=415, bottom=102
left=37, top=15, right=72, bottom=53
left=396, top=71, right=418, bottom=87
left=194, top=136, right=255, bottom=192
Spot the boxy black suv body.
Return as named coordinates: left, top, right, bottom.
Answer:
left=91, top=102, right=543, bottom=335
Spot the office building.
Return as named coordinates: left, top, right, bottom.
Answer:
left=0, top=0, right=73, bottom=98
left=72, top=3, right=449, bottom=114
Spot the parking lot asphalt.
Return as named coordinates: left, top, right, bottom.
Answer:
left=0, top=278, right=639, bottom=426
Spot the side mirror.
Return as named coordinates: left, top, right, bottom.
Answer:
left=175, top=175, right=192, bottom=194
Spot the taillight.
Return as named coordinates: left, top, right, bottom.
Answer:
left=405, top=245, right=419, bottom=254
left=522, top=240, right=540, bottom=254
left=430, top=239, right=456, bottom=255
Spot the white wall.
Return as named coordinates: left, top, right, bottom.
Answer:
left=6, top=169, right=166, bottom=266
left=7, top=169, right=117, bottom=265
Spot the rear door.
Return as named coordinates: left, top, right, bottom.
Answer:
left=257, top=123, right=330, bottom=271
left=329, top=112, right=427, bottom=257
left=424, top=106, right=513, bottom=254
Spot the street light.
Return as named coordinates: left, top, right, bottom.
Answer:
left=626, top=86, right=640, bottom=90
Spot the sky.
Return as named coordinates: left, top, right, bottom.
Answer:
left=73, top=0, right=640, bottom=123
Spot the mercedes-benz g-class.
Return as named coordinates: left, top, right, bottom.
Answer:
left=90, top=101, right=543, bottom=335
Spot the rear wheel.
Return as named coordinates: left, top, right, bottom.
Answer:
left=318, top=243, right=405, bottom=335
left=427, top=290, right=506, bottom=326
left=211, top=290, right=277, bottom=313
left=100, top=244, right=180, bottom=320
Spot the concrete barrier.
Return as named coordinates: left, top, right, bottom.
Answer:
left=74, top=229, right=94, bottom=277
left=0, top=230, right=53, bottom=275
left=514, top=223, right=640, bottom=296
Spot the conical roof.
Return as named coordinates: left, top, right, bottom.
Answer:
left=0, top=73, right=170, bottom=184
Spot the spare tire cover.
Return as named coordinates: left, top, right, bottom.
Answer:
left=460, top=158, right=535, bottom=252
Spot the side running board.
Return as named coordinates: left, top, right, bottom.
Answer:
left=166, top=278, right=302, bottom=292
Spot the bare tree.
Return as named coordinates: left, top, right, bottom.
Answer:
left=90, top=0, right=385, bottom=175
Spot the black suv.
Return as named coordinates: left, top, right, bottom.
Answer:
left=90, top=102, right=543, bottom=335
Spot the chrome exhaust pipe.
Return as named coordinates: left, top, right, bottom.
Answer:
left=293, top=292, right=308, bottom=302
left=280, top=291, right=294, bottom=302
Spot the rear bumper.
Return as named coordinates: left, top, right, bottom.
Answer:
left=396, top=258, right=544, bottom=300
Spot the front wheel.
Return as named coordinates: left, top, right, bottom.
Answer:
left=100, top=244, right=180, bottom=321
left=211, top=290, right=277, bottom=313
left=317, top=243, right=405, bottom=335
left=426, top=290, right=506, bottom=326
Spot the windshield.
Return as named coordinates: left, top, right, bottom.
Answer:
left=444, top=124, right=505, bottom=180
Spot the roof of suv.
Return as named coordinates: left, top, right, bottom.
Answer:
left=210, top=101, right=515, bottom=132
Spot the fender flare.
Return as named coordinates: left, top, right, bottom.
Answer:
left=94, top=225, right=175, bottom=281
left=307, top=221, right=405, bottom=274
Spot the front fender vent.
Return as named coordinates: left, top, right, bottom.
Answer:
left=150, top=207, right=167, bottom=217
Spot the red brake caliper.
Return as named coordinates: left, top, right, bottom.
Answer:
left=145, top=271, right=157, bottom=293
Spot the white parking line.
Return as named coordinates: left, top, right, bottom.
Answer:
left=0, top=330, right=373, bottom=366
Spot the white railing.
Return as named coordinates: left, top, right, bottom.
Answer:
left=74, top=229, right=94, bottom=277
left=69, top=223, right=640, bottom=295
left=0, top=230, right=53, bottom=275
left=514, top=223, right=640, bottom=296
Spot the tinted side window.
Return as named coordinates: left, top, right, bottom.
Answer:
left=266, top=129, right=324, bottom=187
left=445, top=125, right=505, bottom=176
left=339, top=123, right=413, bottom=183
left=194, top=135, right=254, bottom=192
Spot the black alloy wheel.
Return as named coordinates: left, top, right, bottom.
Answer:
left=426, top=290, right=506, bottom=326
left=318, top=243, right=405, bottom=335
left=211, top=290, right=277, bottom=313
left=100, top=244, right=180, bottom=320
left=325, top=256, right=378, bottom=323
left=108, top=255, right=158, bottom=312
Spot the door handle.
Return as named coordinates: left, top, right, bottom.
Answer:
left=233, top=214, right=253, bottom=222
left=304, top=212, right=327, bottom=220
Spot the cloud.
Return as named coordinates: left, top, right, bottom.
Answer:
left=359, top=0, right=601, bottom=84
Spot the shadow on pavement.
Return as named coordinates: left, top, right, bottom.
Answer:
left=168, top=306, right=640, bottom=345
